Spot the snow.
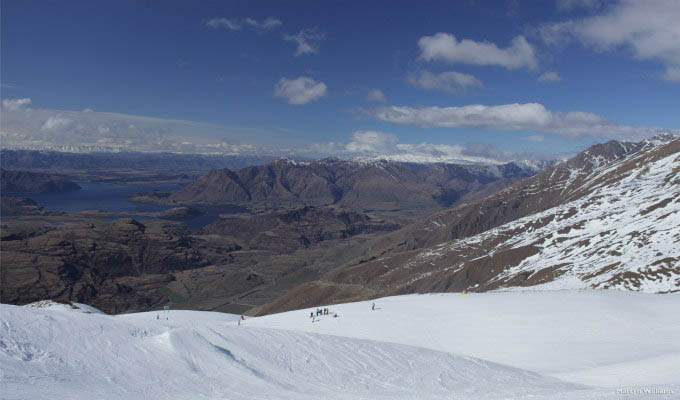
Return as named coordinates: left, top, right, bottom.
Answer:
left=24, top=300, right=106, bottom=314
left=2, top=291, right=678, bottom=399
left=399, top=142, right=680, bottom=293
left=250, top=291, right=680, bottom=388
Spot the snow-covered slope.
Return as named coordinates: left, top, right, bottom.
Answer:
left=2, top=291, right=678, bottom=399
left=249, top=291, right=680, bottom=388
left=23, top=300, right=106, bottom=314
left=1, top=301, right=581, bottom=400
left=299, top=136, right=679, bottom=300
left=420, top=140, right=680, bottom=292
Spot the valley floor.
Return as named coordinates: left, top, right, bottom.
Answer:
left=1, top=291, right=678, bottom=399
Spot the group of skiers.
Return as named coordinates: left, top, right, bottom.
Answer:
left=311, top=308, right=329, bottom=318
left=309, top=307, right=341, bottom=322
left=307, top=303, right=379, bottom=323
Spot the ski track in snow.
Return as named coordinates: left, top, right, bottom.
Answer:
left=2, top=291, right=679, bottom=399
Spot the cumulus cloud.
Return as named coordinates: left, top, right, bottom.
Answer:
left=538, top=0, right=680, bottom=81
left=366, top=89, right=387, bottom=103
left=41, top=115, right=73, bottom=131
left=274, top=76, right=327, bottom=105
left=304, top=131, right=550, bottom=164
left=206, top=17, right=281, bottom=31
left=537, top=71, right=562, bottom=82
left=370, top=102, right=676, bottom=140
left=284, top=27, right=326, bottom=56
left=418, top=33, right=538, bottom=70
left=2, top=98, right=32, bottom=111
left=407, top=70, right=483, bottom=93
left=373, top=103, right=552, bottom=130
left=345, top=131, right=399, bottom=154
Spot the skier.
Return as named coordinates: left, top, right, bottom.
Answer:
left=310, top=311, right=314, bottom=318
left=156, top=314, right=159, bottom=320
left=240, top=314, right=245, bottom=320
left=372, top=303, right=375, bottom=311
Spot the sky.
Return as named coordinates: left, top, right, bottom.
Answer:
left=1, top=0, right=679, bottom=162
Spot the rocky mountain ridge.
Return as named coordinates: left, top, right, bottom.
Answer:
left=253, top=135, right=680, bottom=315
left=169, top=158, right=542, bottom=211
left=1, top=169, right=81, bottom=193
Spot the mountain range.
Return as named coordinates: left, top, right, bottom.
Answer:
left=1, top=135, right=677, bottom=316
left=254, top=135, right=680, bottom=314
left=1, top=168, right=81, bottom=193
left=167, top=158, right=545, bottom=211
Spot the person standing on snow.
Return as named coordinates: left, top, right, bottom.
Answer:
left=372, top=303, right=375, bottom=311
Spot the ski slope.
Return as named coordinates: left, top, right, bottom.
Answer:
left=250, top=291, right=680, bottom=388
left=2, top=291, right=679, bottom=399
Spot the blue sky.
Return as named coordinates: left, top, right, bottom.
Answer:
left=1, top=0, right=679, bottom=161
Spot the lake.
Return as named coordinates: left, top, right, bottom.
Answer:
left=19, top=181, right=179, bottom=214
left=6, top=181, right=246, bottom=228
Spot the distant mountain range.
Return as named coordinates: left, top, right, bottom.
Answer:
left=1, top=169, right=81, bottom=193
left=254, top=134, right=680, bottom=314
left=166, top=157, right=549, bottom=211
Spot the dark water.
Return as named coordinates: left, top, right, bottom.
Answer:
left=14, top=181, right=179, bottom=214
left=6, top=181, right=246, bottom=228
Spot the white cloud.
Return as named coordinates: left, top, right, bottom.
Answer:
left=1, top=105, right=272, bottom=155
left=407, top=70, right=483, bottom=93
left=206, top=18, right=242, bottom=30
left=243, top=17, right=282, bottom=30
left=556, top=0, right=603, bottom=11
left=537, top=71, right=562, bottom=82
left=305, top=132, right=550, bottom=164
left=373, top=103, right=552, bottom=130
left=206, top=17, right=281, bottom=31
left=370, top=102, right=676, bottom=140
left=539, top=0, right=680, bottom=81
left=366, top=89, right=387, bottom=103
left=345, top=131, right=399, bottom=154
left=40, top=116, right=72, bottom=131
left=2, top=98, right=31, bottom=111
left=418, top=33, right=538, bottom=70
left=274, top=76, right=327, bottom=105
left=284, top=28, right=325, bottom=56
